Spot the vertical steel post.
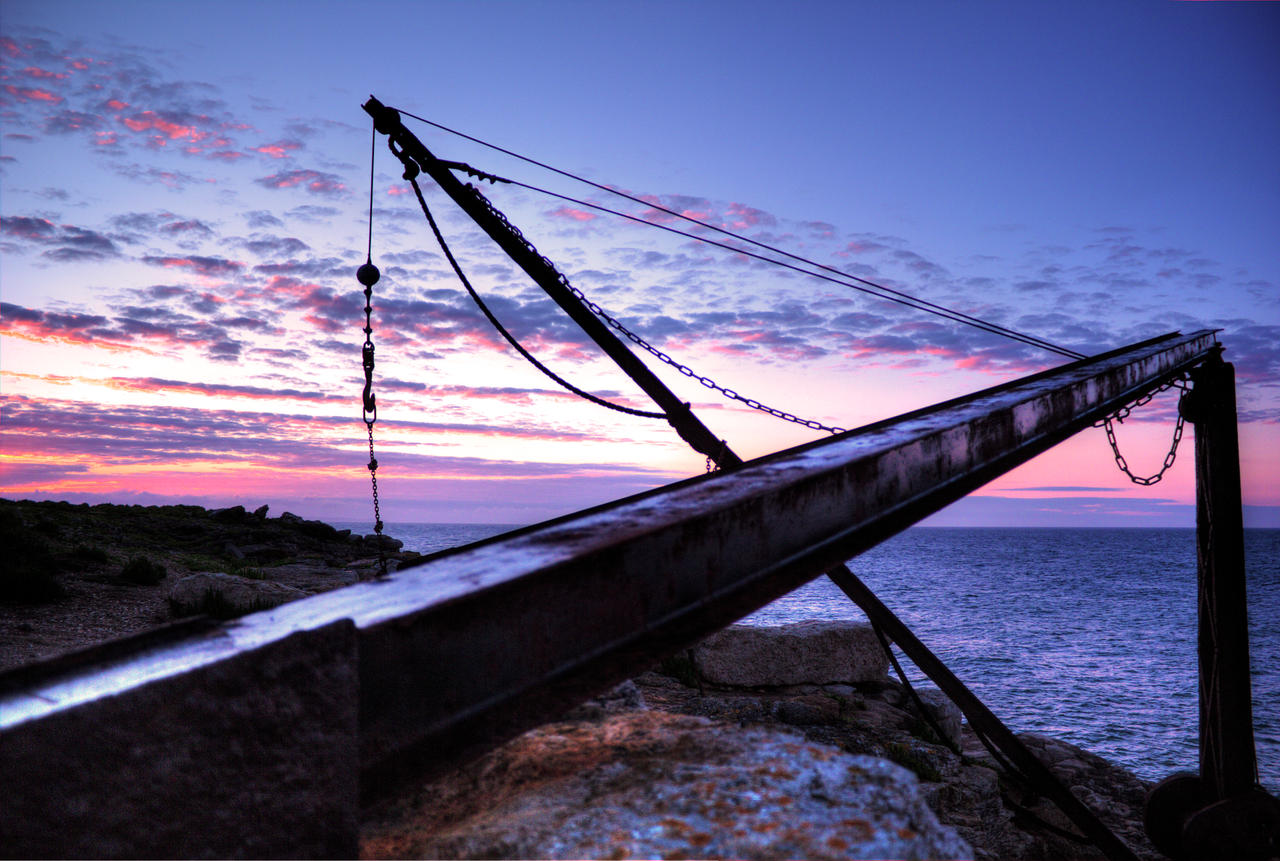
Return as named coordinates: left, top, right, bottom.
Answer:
left=1183, top=350, right=1257, bottom=801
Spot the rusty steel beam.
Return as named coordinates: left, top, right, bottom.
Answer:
left=1, top=330, right=1217, bottom=854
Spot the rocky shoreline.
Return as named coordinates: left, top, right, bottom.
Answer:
left=0, top=498, right=419, bottom=670
left=364, top=625, right=1160, bottom=860
left=1, top=499, right=1160, bottom=859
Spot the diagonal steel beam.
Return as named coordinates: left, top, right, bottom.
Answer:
left=1, top=330, right=1216, bottom=856
left=358, top=331, right=1223, bottom=794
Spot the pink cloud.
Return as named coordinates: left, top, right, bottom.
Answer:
left=0, top=396, right=650, bottom=498
left=102, top=377, right=345, bottom=404
left=3, top=84, right=62, bottom=104
left=162, top=219, right=213, bottom=235
left=0, top=303, right=151, bottom=355
left=141, top=255, right=244, bottom=277
left=121, top=110, right=209, bottom=142
left=252, top=140, right=302, bottom=159
left=21, top=66, right=68, bottom=80
left=548, top=206, right=597, bottom=222
left=1, top=215, right=57, bottom=240
left=255, top=169, right=346, bottom=196
left=844, top=239, right=889, bottom=255
left=260, top=273, right=319, bottom=300
left=724, top=202, right=777, bottom=230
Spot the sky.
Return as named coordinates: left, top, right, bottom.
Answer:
left=1, top=0, right=1277, bottom=528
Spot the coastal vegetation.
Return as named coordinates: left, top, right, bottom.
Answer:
left=0, top=505, right=64, bottom=603
left=0, top=497, right=417, bottom=670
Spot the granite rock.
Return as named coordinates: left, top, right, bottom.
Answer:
left=634, top=665, right=1163, bottom=861
left=693, top=620, right=888, bottom=686
left=167, top=571, right=308, bottom=618
left=914, top=687, right=964, bottom=749
left=362, top=711, right=973, bottom=860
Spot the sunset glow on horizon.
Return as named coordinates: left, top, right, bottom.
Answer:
left=2, top=2, right=1277, bottom=527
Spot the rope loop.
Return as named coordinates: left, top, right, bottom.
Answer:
left=412, top=165, right=848, bottom=434
left=404, top=173, right=666, bottom=420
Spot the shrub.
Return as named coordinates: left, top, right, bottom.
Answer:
left=34, top=518, right=62, bottom=538
left=120, top=556, right=167, bottom=585
left=225, top=562, right=267, bottom=580
left=657, top=653, right=702, bottom=689
left=70, top=544, right=111, bottom=564
left=0, top=509, right=65, bottom=602
left=170, top=590, right=238, bottom=620
left=884, top=740, right=945, bottom=783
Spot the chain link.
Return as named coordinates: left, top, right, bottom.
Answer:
left=366, top=422, right=385, bottom=532
left=1093, top=376, right=1189, bottom=486
left=463, top=184, right=847, bottom=435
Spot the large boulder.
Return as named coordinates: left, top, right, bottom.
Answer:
left=167, top=571, right=307, bottom=619
left=362, top=711, right=972, bottom=860
left=693, top=620, right=888, bottom=687
left=916, top=687, right=964, bottom=749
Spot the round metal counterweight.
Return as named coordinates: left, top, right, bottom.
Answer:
left=1145, top=772, right=1280, bottom=860
left=1183, top=790, right=1280, bottom=861
left=1144, top=772, right=1203, bottom=860
left=357, top=261, right=380, bottom=287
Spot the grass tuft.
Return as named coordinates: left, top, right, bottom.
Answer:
left=120, top=556, right=167, bottom=585
left=658, top=653, right=701, bottom=689
left=884, top=740, right=945, bottom=783
left=70, top=544, right=111, bottom=564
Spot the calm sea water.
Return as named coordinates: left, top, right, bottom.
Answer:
left=343, top=523, right=1279, bottom=792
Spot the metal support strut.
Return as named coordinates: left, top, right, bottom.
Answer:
left=364, top=97, right=735, bottom=468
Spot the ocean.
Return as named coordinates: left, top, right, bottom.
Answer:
left=343, top=522, right=1279, bottom=793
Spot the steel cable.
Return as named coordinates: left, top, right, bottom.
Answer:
left=392, top=108, right=1086, bottom=362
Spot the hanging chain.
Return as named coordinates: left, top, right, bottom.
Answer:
left=361, top=288, right=386, bottom=567
left=459, top=181, right=847, bottom=435
left=1093, top=375, right=1190, bottom=486
left=359, top=123, right=388, bottom=578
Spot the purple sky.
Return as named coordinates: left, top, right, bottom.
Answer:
left=2, top=1, right=1277, bottom=527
